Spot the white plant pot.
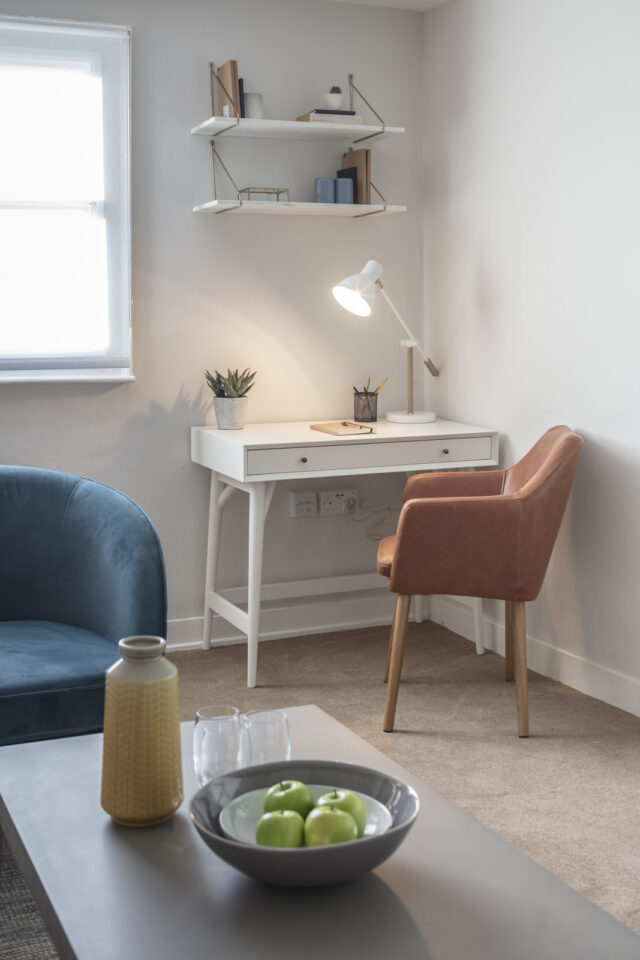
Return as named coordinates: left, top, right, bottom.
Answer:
left=213, top=396, right=249, bottom=430
left=324, top=92, right=343, bottom=110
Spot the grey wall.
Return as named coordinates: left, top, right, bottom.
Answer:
left=1, top=0, right=424, bottom=642
left=423, top=0, right=640, bottom=713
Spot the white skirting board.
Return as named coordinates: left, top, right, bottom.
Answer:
left=168, top=589, right=640, bottom=722
left=430, top=595, right=640, bottom=721
left=167, top=589, right=396, bottom=652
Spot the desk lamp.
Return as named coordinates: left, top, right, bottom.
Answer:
left=332, top=260, right=439, bottom=423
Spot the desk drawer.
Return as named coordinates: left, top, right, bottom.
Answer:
left=246, top=435, right=492, bottom=476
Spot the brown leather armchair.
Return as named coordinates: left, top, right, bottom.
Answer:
left=377, top=425, right=583, bottom=737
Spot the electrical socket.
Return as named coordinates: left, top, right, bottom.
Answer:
left=289, top=491, right=318, bottom=518
left=319, top=489, right=359, bottom=516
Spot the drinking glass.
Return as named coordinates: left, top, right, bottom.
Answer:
left=193, top=705, right=242, bottom=786
left=242, top=709, right=291, bottom=765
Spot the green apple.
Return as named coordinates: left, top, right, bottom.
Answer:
left=263, top=780, right=315, bottom=819
left=255, top=810, right=304, bottom=848
left=304, top=806, right=358, bottom=847
left=317, top=788, right=367, bottom=837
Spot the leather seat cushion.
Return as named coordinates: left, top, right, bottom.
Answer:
left=0, top=621, right=119, bottom=745
left=377, top=535, right=396, bottom=579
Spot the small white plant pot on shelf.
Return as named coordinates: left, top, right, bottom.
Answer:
left=213, top=397, right=249, bottom=430
left=324, top=92, right=343, bottom=110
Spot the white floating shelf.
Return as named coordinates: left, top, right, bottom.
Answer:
left=191, top=116, right=405, bottom=144
left=193, top=200, right=407, bottom=217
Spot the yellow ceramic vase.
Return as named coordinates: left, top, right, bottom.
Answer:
left=101, top=636, right=183, bottom=827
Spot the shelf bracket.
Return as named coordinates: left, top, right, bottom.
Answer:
left=353, top=181, right=388, bottom=218
left=209, top=141, right=242, bottom=206
left=347, top=73, right=386, bottom=143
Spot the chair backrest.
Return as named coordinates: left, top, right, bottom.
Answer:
left=504, top=426, right=583, bottom=599
left=0, top=467, right=78, bottom=622
left=0, top=466, right=167, bottom=642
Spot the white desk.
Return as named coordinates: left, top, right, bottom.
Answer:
left=191, top=419, right=499, bottom=687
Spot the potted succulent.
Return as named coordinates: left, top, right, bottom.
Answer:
left=204, top=367, right=256, bottom=430
left=324, top=85, right=343, bottom=110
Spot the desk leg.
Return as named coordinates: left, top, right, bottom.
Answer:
left=470, top=466, right=487, bottom=656
left=414, top=596, right=424, bottom=623
left=472, top=597, right=485, bottom=655
left=247, top=482, right=267, bottom=688
left=202, top=472, right=222, bottom=650
left=414, top=596, right=432, bottom=623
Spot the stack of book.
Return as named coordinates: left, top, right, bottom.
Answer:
left=296, top=109, right=362, bottom=125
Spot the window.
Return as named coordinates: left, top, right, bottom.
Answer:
left=0, top=16, right=131, bottom=382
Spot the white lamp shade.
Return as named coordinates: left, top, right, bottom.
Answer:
left=332, top=259, right=383, bottom=317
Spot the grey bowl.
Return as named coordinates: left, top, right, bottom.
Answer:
left=189, top=759, right=419, bottom=887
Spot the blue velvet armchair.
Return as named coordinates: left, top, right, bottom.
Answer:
left=0, top=466, right=167, bottom=745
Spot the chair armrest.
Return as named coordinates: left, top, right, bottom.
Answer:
left=403, top=470, right=506, bottom=503
left=389, top=494, right=521, bottom=599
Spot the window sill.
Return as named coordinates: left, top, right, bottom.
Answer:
left=0, top=371, right=135, bottom=383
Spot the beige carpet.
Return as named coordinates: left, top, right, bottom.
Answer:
left=171, top=622, right=640, bottom=934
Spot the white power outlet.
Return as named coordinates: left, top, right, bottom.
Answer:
left=289, top=490, right=318, bottom=518
left=319, top=489, right=359, bottom=516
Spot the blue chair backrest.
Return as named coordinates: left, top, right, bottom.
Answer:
left=0, top=466, right=167, bottom=643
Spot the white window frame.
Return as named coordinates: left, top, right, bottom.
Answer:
left=0, top=15, right=132, bottom=382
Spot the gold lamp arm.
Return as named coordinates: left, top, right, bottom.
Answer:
left=376, top=280, right=439, bottom=377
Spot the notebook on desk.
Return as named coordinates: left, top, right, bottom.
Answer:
left=310, top=421, right=375, bottom=436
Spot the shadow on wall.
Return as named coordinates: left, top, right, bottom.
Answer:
left=100, top=388, right=206, bottom=523
left=534, top=429, right=640, bottom=679
left=568, top=430, right=640, bottom=671
left=95, top=386, right=213, bottom=621
left=423, top=0, right=475, bottom=416
left=97, top=386, right=210, bottom=501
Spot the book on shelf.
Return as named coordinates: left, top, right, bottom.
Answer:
left=310, top=421, right=375, bottom=436
left=341, top=148, right=371, bottom=204
left=217, top=59, right=240, bottom=119
left=297, top=110, right=362, bottom=124
left=238, top=77, right=245, bottom=118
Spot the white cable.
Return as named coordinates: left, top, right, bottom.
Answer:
left=350, top=495, right=402, bottom=542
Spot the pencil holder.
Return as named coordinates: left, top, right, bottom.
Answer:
left=354, top=391, right=377, bottom=422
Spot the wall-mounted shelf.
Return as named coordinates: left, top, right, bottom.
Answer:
left=192, top=70, right=406, bottom=219
left=191, top=116, right=405, bottom=145
left=193, top=199, right=407, bottom=217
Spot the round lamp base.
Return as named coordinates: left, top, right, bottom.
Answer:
left=386, top=410, right=436, bottom=423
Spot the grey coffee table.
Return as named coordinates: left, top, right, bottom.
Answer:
left=1, top=705, right=638, bottom=960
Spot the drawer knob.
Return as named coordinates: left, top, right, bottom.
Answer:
left=300, top=457, right=308, bottom=463
left=442, top=448, right=450, bottom=455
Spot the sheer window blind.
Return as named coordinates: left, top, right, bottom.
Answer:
left=0, top=16, right=131, bottom=381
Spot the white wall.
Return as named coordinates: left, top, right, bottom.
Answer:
left=0, top=0, right=424, bottom=643
left=423, top=0, right=640, bottom=713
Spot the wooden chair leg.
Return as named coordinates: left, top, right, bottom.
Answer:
left=512, top=600, right=529, bottom=737
left=505, top=600, right=515, bottom=681
left=383, top=595, right=411, bottom=732
left=384, top=596, right=400, bottom=683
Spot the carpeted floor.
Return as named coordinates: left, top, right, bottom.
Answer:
left=171, top=622, right=640, bottom=933
left=0, top=850, right=58, bottom=960
left=3, top=620, right=640, bottom=956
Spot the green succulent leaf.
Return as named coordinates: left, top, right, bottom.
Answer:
left=204, top=367, right=257, bottom=398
